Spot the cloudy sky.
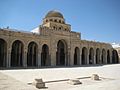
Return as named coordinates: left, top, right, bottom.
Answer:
left=0, top=0, right=120, bottom=43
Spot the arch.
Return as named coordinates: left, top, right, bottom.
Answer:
left=59, top=20, right=61, bottom=23
left=81, top=47, right=87, bottom=65
left=56, top=40, right=67, bottom=66
left=41, top=44, right=50, bottom=66
left=11, top=40, right=23, bottom=67
left=74, top=47, right=80, bottom=65
left=89, top=48, right=94, bottom=64
left=112, top=50, right=119, bottom=63
left=107, top=50, right=110, bottom=64
left=96, top=48, right=100, bottom=64
left=101, top=49, right=106, bottom=64
left=0, top=39, right=7, bottom=67
left=27, top=42, right=38, bottom=67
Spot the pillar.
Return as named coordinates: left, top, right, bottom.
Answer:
left=87, top=52, right=89, bottom=65
left=7, top=48, right=11, bottom=68
left=110, top=51, right=112, bottom=64
left=93, top=50, right=96, bottom=64
left=67, top=49, right=70, bottom=66
left=23, top=48, right=27, bottom=67
left=37, top=50, right=41, bottom=67
left=79, top=54, right=82, bottom=65
left=70, top=50, right=74, bottom=66
left=51, top=49, right=56, bottom=66
left=105, top=53, right=107, bottom=64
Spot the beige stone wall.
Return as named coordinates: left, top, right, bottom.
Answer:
left=0, top=27, right=115, bottom=68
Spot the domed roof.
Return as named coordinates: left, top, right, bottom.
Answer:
left=45, top=10, right=64, bottom=18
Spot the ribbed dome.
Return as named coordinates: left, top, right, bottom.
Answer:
left=45, top=10, right=64, bottom=18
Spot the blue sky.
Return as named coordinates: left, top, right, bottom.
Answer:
left=0, top=0, right=120, bottom=43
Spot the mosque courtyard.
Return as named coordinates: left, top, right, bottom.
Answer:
left=0, top=64, right=120, bottom=90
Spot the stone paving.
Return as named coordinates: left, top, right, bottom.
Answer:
left=0, top=64, right=120, bottom=90
left=0, top=72, right=38, bottom=90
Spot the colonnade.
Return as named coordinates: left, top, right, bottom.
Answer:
left=0, top=38, right=119, bottom=68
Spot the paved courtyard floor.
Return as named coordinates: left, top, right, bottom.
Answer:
left=0, top=64, right=120, bottom=90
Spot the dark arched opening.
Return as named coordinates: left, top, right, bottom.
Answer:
left=81, top=47, right=87, bottom=65
left=41, top=44, right=49, bottom=66
left=74, top=47, right=80, bottom=65
left=96, top=48, right=100, bottom=64
left=89, top=48, right=94, bottom=64
left=56, top=40, right=67, bottom=66
left=27, top=42, right=38, bottom=67
left=101, top=49, right=106, bottom=64
left=11, top=40, right=23, bottom=67
left=112, top=50, right=119, bottom=63
left=0, top=39, right=7, bottom=67
left=107, top=50, right=110, bottom=64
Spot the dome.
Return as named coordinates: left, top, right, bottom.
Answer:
left=45, top=10, right=64, bottom=18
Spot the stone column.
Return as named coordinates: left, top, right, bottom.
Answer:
left=110, top=51, right=113, bottom=64
left=23, top=48, right=27, bottom=67
left=87, top=52, right=89, bottom=65
left=105, top=53, right=107, bottom=64
left=100, top=53, right=102, bottom=64
left=79, top=54, right=82, bottom=65
left=7, top=48, right=11, bottom=68
left=93, top=49, right=96, bottom=64
left=51, top=49, right=56, bottom=66
left=37, top=46, right=42, bottom=67
left=38, top=50, right=41, bottom=67
left=70, top=50, right=74, bottom=66
left=79, top=49, right=82, bottom=65
left=67, top=49, right=71, bottom=66
left=94, top=55, right=96, bottom=64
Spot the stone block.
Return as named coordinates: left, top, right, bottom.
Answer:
left=32, top=78, right=45, bottom=89
left=68, top=79, right=82, bottom=85
left=91, top=74, right=99, bottom=80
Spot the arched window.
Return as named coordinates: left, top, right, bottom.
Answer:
left=59, top=20, right=61, bottom=23
left=54, top=19, right=57, bottom=22
left=46, top=19, right=48, bottom=22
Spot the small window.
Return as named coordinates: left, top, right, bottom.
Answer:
left=50, top=19, right=53, bottom=21
left=59, top=20, right=61, bottom=23
left=54, top=19, right=57, bottom=22
left=46, top=20, right=48, bottom=22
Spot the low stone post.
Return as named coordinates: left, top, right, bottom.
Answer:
left=32, top=78, right=45, bottom=89
left=68, top=79, right=82, bottom=85
left=91, top=74, right=99, bottom=80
